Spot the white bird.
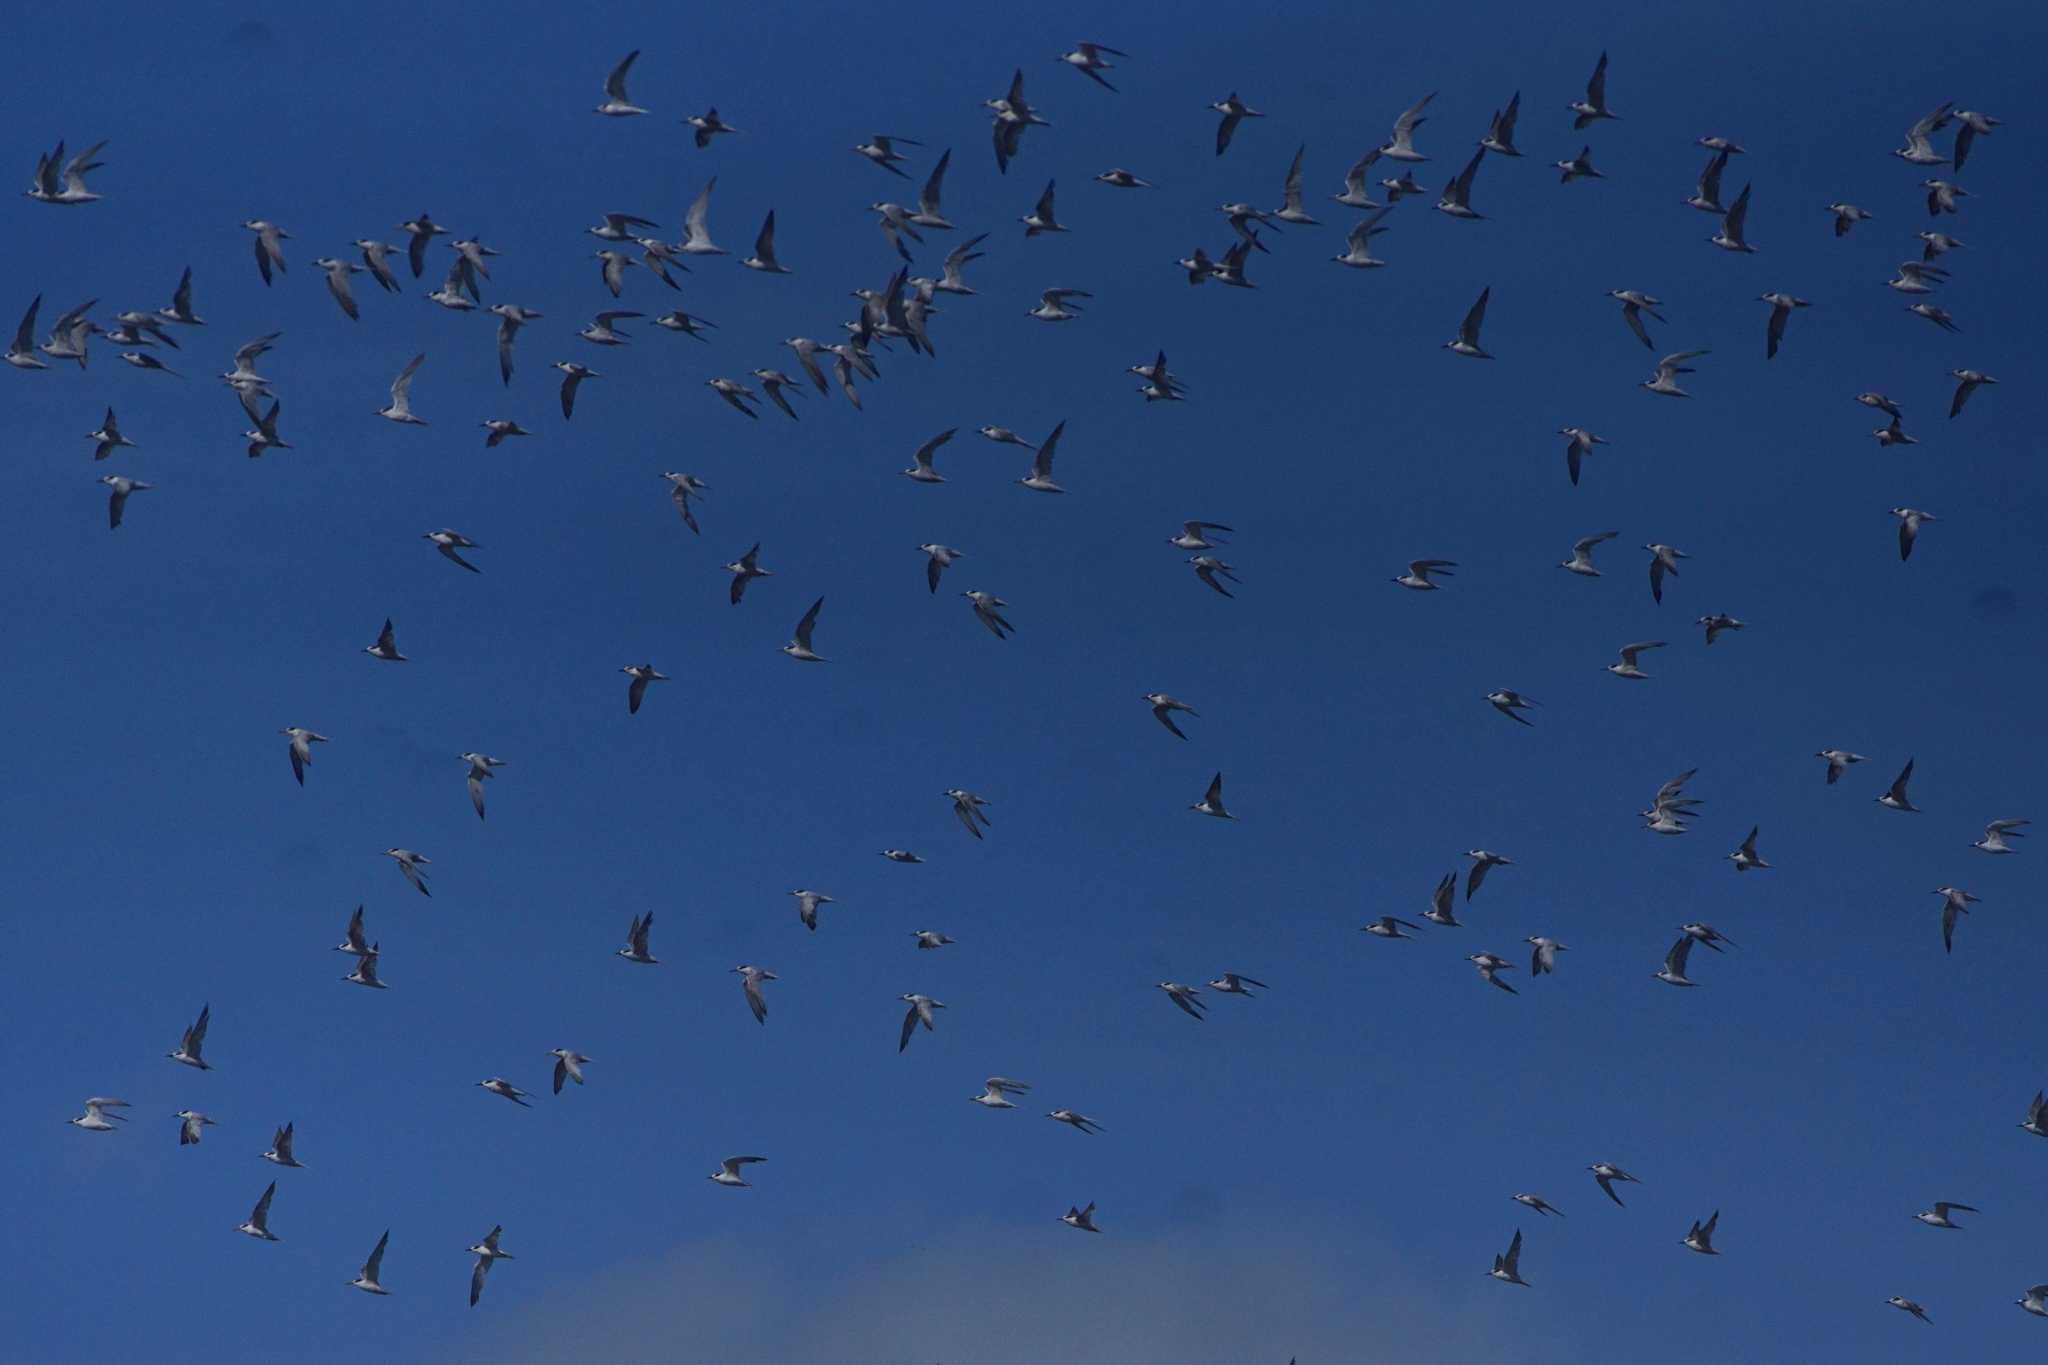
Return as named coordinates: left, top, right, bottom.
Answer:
left=740, top=211, right=789, bottom=273
left=169, top=1003, right=211, bottom=1069
left=1481, top=94, right=1522, bottom=157
left=1380, top=93, right=1434, bottom=161
left=687, top=107, right=737, bottom=147
left=1468, top=953, right=1517, bottom=994
left=1560, top=527, right=1617, bottom=574
left=790, top=891, right=833, bottom=933
left=1061, top=41, right=1126, bottom=91
left=855, top=133, right=921, bottom=178
left=1655, top=935, right=1698, bottom=987
left=1698, top=613, right=1744, bottom=645
left=1143, top=693, right=1200, bottom=741
left=480, top=419, right=528, bottom=448
left=1363, top=916, right=1424, bottom=940
left=1436, top=147, right=1488, bottom=219
left=1590, top=1163, right=1640, bottom=1206
left=244, top=220, right=290, bottom=285
left=898, top=994, right=946, bottom=1050
left=237, top=1182, right=281, bottom=1241
left=468, top=1226, right=513, bottom=1307
left=1683, top=1211, right=1720, bottom=1255
left=1828, top=202, right=1874, bottom=237
left=579, top=309, right=641, bottom=346
left=1513, top=1193, right=1562, bottom=1216
left=1923, top=178, right=1970, bottom=217
left=1710, top=183, right=1755, bottom=252
left=880, top=849, right=926, bottom=865
left=1973, top=819, right=2028, bottom=855
left=1887, top=259, right=1945, bottom=294
left=972, top=1077, right=1032, bottom=1108
left=100, top=475, right=152, bottom=530
left=596, top=50, right=647, bottom=116
left=1466, top=850, right=1513, bottom=900
left=1935, top=887, right=1978, bottom=954
left=618, top=911, right=658, bottom=963
left=1394, top=559, right=1455, bottom=590
left=70, top=1098, right=129, bottom=1132
left=620, top=663, right=667, bottom=715
left=733, top=966, right=777, bottom=1024
left=1444, top=287, right=1492, bottom=358
left=914, top=930, right=955, bottom=950
left=1686, top=148, right=1731, bottom=213
left=2018, top=1284, right=2048, bottom=1317
left=1893, top=102, right=1953, bottom=164
left=1914, top=1200, right=1978, bottom=1230
left=1158, top=982, right=1207, bottom=1019
left=315, top=257, right=362, bottom=320
left=1527, top=937, right=1567, bottom=976
left=1331, top=148, right=1383, bottom=207
left=1048, top=1109, right=1103, bottom=1134
left=1490, top=1228, right=1529, bottom=1285
left=1892, top=507, right=1936, bottom=562
left=1017, top=420, right=1069, bottom=493
left=175, top=1109, right=215, bottom=1146
left=363, top=618, right=405, bottom=663
left=1761, top=293, right=1809, bottom=359
left=334, top=905, right=376, bottom=958
left=710, top=1155, right=766, bottom=1187
left=1888, top=1296, right=1933, bottom=1324
left=1555, top=145, right=1603, bottom=183
left=1877, top=758, right=1919, bottom=812
left=1908, top=301, right=1961, bottom=333
left=1211, top=92, right=1264, bottom=156
left=384, top=848, right=431, bottom=897
left=343, top=952, right=384, bottom=989
left=911, top=150, right=955, bottom=227
left=1486, top=690, right=1537, bottom=727
left=724, top=542, right=773, bottom=604
left=1423, top=872, right=1461, bottom=927
left=1021, top=180, right=1066, bottom=236
left=1954, top=109, right=2000, bottom=170
left=1095, top=167, right=1151, bottom=189
left=156, top=266, right=203, bottom=327
left=476, top=1078, right=531, bottom=1108
left=281, top=727, right=327, bottom=787
left=1949, top=370, right=1997, bottom=419
left=1608, top=289, right=1664, bottom=350
left=1332, top=205, right=1393, bottom=268
left=548, top=1048, right=592, bottom=1093
left=1570, top=51, right=1618, bottom=126
left=461, top=753, right=503, bottom=821
left=947, top=788, right=993, bottom=839
left=377, top=353, right=427, bottom=424
left=1641, top=350, right=1708, bottom=398
left=2023, top=1091, right=2048, bottom=1138
left=1816, top=750, right=1866, bottom=785
left=1061, top=1201, right=1101, bottom=1233
left=1727, top=826, right=1769, bottom=871
left=1028, top=287, right=1090, bottom=322
left=349, top=1231, right=390, bottom=1295
left=1207, top=972, right=1266, bottom=997
left=1681, top=923, right=1738, bottom=953
left=1559, top=429, right=1609, bottom=487
left=25, top=139, right=108, bottom=205
left=1273, top=145, right=1320, bottom=224
left=1191, top=772, right=1234, bottom=820
left=783, top=597, right=828, bottom=662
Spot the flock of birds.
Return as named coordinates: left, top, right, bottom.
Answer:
left=25, top=36, right=2042, bottom=1345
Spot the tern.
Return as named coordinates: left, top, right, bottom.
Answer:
left=4, top=294, right=45, bottom=367
left=1949, top=370, right=1997, bottom=419
left=1207, top=973, right=1266, bottom=997
left=156, top=266, right=203, bottom=326
left=1894, top=103, right=1952, bottom=164
left=119, top=352, right=176, bottom=376
left=910, top=150, right=955, bottom=227
left=1527, top=937, right=1567, bottom=975
left=1559, top=429, right=1609, bottom=486
left=1273, top=145, right=1321, bottom=223
left=1698, top=613, right=1744, bottom=645
left=1908, top=302, right=1960, bottom=333
left=724, top=543, right=772, bottom=604
left=1683, top=1211, right=1720, bottom=1255
left=733, top=967, right=777, bottom=1024
left=1332, top=206, right=1393, bottom=267
left=1892, top=507, right=1936, bottom=562
left=377, top=353, right=427, bottom=424
left=972, top=1077, right=1032, bottom=1108
left=343, top=953, right=384, bottom=989
left=656, top=310, right=715, bottom=340
left=468, top=1227, right=512, bottom=1307
left=2023, top=1091, right=2048, bottom=1137
left=919, top=543, right=962, bottom=594
left=620, top=664, right=667, bottom=715
left=740, top=211, right=789, bottom=273
left=476, top=1078, right=530, bottom=1108
left=1028, top=287, right=1090, bottom=321
left=1096, top=168, right=1151, bottom=189
left=1761, top=293, right=1809, bottom=358
left=1190, top=557, right=1239, bottom=597
left=1191, top=772, right=1234, bottom=820
left=1211, top=93, right=1263, bottom=156
left=1888, top=1297, right=1932, bottom=1324
left=1555, top=146, right=1603, bottom=183
left=588, top=211, right=657, bottom=242
left=548, top=1049, right=591, bottom=1093
left=1656, top=936, right=1699, bottom=987
left=384, top=848, right=431, bottom=897
left=349, top=1231, right=390, bottom=1295
left=1020, top=180, right=1066, bottom=236
left=1829, top=202, right=1874, bottom=236
left=423, top=529, right=481, bottom=574
left=315, top=258, right=362, bottom=320
left=790, top=891, right=833, bottom=933
left=1923, top=179, right=1969, bottom=216
left=1489, top=1229, right=1528, bottom=1285
left=1060, top=42, right=1125, bottom=91
left=578, top=310, right=641, bottom=345
left=1363, top=916, right=1424, bottom=940
left=363, top=619, right=405, bottom=663
left=855, top=134, right=920, bottom=179
left=914, top=930, right=955, bottom=950
left=1570, top=52, right=1618, bottom=126
left=481, top=419, right=529, bottom=448
left=947, top=789, right=993, bottom=839
left=1686, top=148, right=1730, bottom=213
left=176, top=1110, right=215, bottom=1146
left=487, top=304, right=541, bottom=385
left=1145, top=693, right=1198, bottom=740
left=460, top=753, right=503, bottom=821
left=244, top=220, right=290, bottom=285
left=237, top=1182, right=281, bottom=1241
left=169, top=1003, right=211, bottom=1070
left=1048, top=1110, right=1103, bottom=1134
left=281, top=728, right=327, bottom=786
left=1481, top=94, right=1522, bottom=156
left=1016, top=420, right=1068, bottom=492
left=687, top=107, right=737, bottom=147
left=1467, top=850, right=1513, bottom=900
left=710, top=1156, right=766, bottom=1187
left=2021, top=1285, right=2048, bottom=1317
left=1641, top=350, right=1708, bottom=398
left=334, top=905, right=376, bottom=957
left=1936, top=887, right=1978, bottom=953
left=596, top=50, right=647, bottom=115
left=1158, top=982, right=1207, bottom=1019
left=101, top=476, right=151, bottom=529
left=1816, top=750, right=1866, bottom=785
left=1169, top=520, right=1232, bottom=550
left=1486, top=690, right=1537, bottom=726
left=1437, top=147, right=1487, bottom=218
left=1953, top=109, right=2000, bottom=170
left=661, top=473, right=707, bottom=534
left=1681, top=923, right=1737, bottom=953
left=1394, top=559, right=1455, bottom=590
left=1590, top=1163, right=1640, bottom=1206
left=1561, top=528, right=1618, bottom=573
left=1061, top=1202, right=1101, bottom=1233
left=618, top=911, right=657, bottom=963
left=1973, top=819, right=2028, bottom=855
left=898, top=994, right=946, bottom=1050
left=1423, top=873, right=1461, bottom=927
left=25, top=139, right=107, bottom=204
left=1877, top=758, right=1919, bottom=812
left=1710, top=183, right=1755, bottom=252
left=1877, top=420, right=1917, bottom=450
left=397, top=213, right=446, bottom=276
left=554, top=362, right=599, bottom=418
left=956, top=589, right=1012, bottom=640
left=1444, top=287, right=1492, bottom=357
left=1514, top=1193, right=1563, bottom=1216
left=71, top=1098, right=129, bottom=1131
left=1918, top=230, right=1963, bottom=259
left=1468, top=953, right=1517, bottom=994
left=1727, top=826, right=1769, bottom=871
left=1380, top=93, right=1433, bottom=161
left=1609, top=289, right=1664, bottom=350
left=1332, top=149, right=1383, bottom=207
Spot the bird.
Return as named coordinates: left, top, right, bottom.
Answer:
left=1467, top=850, right=1513, bottom=900
left=724, top=543, right=772, bottom=605
left=1605, top=291, right=1662, bottom=347
left=1486, top=691, right=1537, bottom=727
left=1048, top=1110, right=1103, bottom=1134
left=733, top=967, right=777, bottom=1024
left=1423, top=873, right=1462, bottom=927
left=476, top=1078, right=531, bottom=1108
left=1817, top=750, right=1866, bottom=785
left=1168, top=520, right=1232, bottom=550
left=913, top=930, right=954, bottom=950
left=707, top=377, right=759, bottom=422
left=1951, top=108, right=2000, bottom=170
left=1191, top=772, right=1234, bottom=820
left=1644, top=768, right=1702, bottom=834
left=618, top=912, right=658, bottom=963
left=578, top=309, right=642, bottom=346
left=596, top=50, right=647, bottom=115
left=1894, top=103, right=1953, bottom=164
left=1933, top=888, right=1982, bottom=949
left=1144, top=693, right=1200, bottom=741
left=790, top=891, right=833, bottom=933
left=1914, top=1200, right=1977, bottom=1230
left=621, top=664, right=667, bottom=715
left=1570, top=52, right=1618, bottom=126
left=343, top=951, right=385, bottom=989
left=1892, top=508, right=1937, bottom=562
left=1949, top=370, right=1997, bottom=419
left=972, top=1077, right=1032, bottom=1108
left=710, top=1156, right=766, bottom=1187
left=1918, top=229, right=1964, bottom=260
left=1020, top=180, right=1065, bottom=237
left=168, top=1003, right=211, bottom=1070
left=1527, top=937, right=1567, bottom=976
left=1513, top=1193, right=1563, bottom=1217
left=1016, top=421, right=1069, bottom=492
left=914, top=543, right=964, bottom=596
left=554, top=362, right=599, bottom=418
left=424, top=529, right=482, bottom=574
left=384, top=848, right=431, bottom=897
left=1468, top=953, right=1517, bottom=994
left=1481, top=94, right=1523, bottom=157
left=740, top=211, right=789, bottom=273
left=548, top=1049, right=591, bottom=1093
left=349, top=1231, right=390, bottom=1295
left=1331, top=148, right=1385, bottom=207
left=1681, top=923, right=1738, bottom=953
left=481, top=419, right=529, bottom=448
left=947, top=789, right=992, bottom=839
left=1877, top=758, right=1919, bottom=812
left=468, top=1227, right=512, bottom=1307
left=1641, top=351, right=1708, bottom=398
left=880, top=849, right=925, bottom=865
left=1760, top=293, right=1809, bottom=359
left=1645, top=543, right=1690, bottom=604
left=1559, top=428, right=1609, bottom=486
left=1886, top=260, right=1947, bottom=294
left=898, top=994, right=946, bottom=1050
left=334, top=905, right=376, bottom=959
left=1907, top=301, right=1961, bottom=333
left=855, top=134, right=921, bottom=179
left=660, top=473, right=707, bottom=535
left=1211, top=92, right=1263, bottom=156
left=1685, top=148, right=1731, bottom=214
left=281, top=727, right=327, bottom=786
left=1727, top=826, right=1769, bottom=871
left=377, top=353, right=427, bottom=424
left=1207, top=973, right=1266, bottom=997
left=686, top=107, right=737, bottom=147
left=1710, top=183, right=1755, bottom=252
left=1973, top=819, right=2028, bottom=855
left=1888, top=1297, right=1933, bottom=1324
left=175, top=1110, right=214, bottom=1146
left=1096, top=167, right=1150, bottom=189
left=460, top=753, right=503, bottom=822
left=1275, top=145, right=1322, bottom=224
left=1560, top=528, right=1617, bottom=574
left=2023, top=1092, right=2048, bottom=1138
left=2019, top=1285, right=2048, bottom=1318
left=244, top=220, right=290, bottom=284
left=1444, top=287, right=1492, bottom=358
left=1394, top=559, right=1455, bottom=590
left=70, top=1098, right=129, bottom=1132
left=1656, top=935, right=1699, bottom=987
left=1061, top=1202, right=1101, bottom=1233
left=100, top=475, right=151, bottom=529
left=1490, top=1229, right=1528, bottom=1285
left=237, top=1182, right=281, bottom=1241
left=1683, top=1211, right=1720, bottom=1255
left=1380, top=93, right=1433, bottom=161
left=363, top=619, right=405, bottom=663
left=959, top=589, right=1014, bottom=640
left=1606, top=641, right=1666, bottom=681
left=25, top=139, right=108, bottom=205
left=1589, top=1163, right=1640, bottom=1206
left=1332, top=206, right=1394, bottom=268
left=1698, top=613, right=1744, bottom=645
left=1027, top=287, right=1090, bottom=322
left=1923, top=179, right=1970, bottom=216
left=1555, top=145, right=1603, bottom=183
left=1829, top=202, right=1874, bottom=237
left=1363, top=915, right=1424, bottom=940
left=1189, top=557, right=1239, bottom=598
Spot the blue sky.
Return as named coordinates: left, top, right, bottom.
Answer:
left=7, top=1, right=2045, bottom=1360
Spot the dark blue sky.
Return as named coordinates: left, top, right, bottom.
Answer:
left=7, top=2, right=2045, bottom=1361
